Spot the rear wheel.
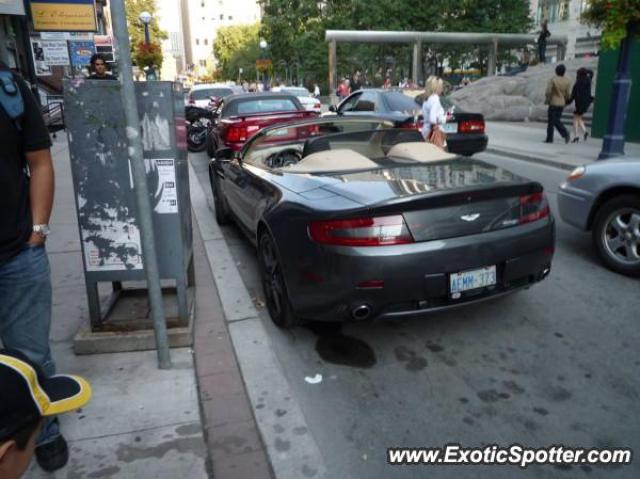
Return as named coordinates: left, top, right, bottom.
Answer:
left=187, top=130, right=207, bottom=152
left=258, top=233, right=298, bottom=328
left=592, top=195, right=640, bottom=277
left=209, top=166, right=230, bottom=225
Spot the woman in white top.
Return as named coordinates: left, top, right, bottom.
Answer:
left=420, top=76, right=446, bottom=140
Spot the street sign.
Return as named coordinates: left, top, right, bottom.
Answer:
left=256, top=58, right=272, bottom=70
left=29, top=0, right=97, bottom=32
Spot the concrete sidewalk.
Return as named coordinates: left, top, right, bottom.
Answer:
left=486, top=121, right=640, bottom=171
left=23, top=137, right=209, bottom=479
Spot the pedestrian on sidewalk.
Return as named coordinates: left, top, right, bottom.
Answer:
left=568, top=67, right=594, bottom=143
left=544, top=64, right=572, bottom=144
left=0, top=349, right=92, bottom=479
left=0, top=62, right=67, bottom=472
left=537, top=20, right=551, bottom=64
left=421, top=76, right=447, bottom=149
left=89, top=54, right=117, bottom=80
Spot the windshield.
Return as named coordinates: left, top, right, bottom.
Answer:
left=384, top=92, right=420, bottom=115
left=223, top=97, right=300, bottom=117
left=283, top=88, right=311, bottom=97
left=191, top=88, right=234, bottom=100
left=242, top=120, right=415, bottom=169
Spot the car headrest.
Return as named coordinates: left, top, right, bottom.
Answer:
left=282, top=149, right=378, bottom=173
left=387, top=142, right=457, bottom=162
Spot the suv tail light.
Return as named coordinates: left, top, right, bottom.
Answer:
left=188, top=93, right=195, bottom=105
left=459, top=120, right=485, bottom=134
left=309, top=215, right=414, bottom=246
left=519, top=192, right=550, bottom=224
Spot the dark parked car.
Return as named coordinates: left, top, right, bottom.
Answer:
left=558, top=159, right=640, bottom=277
left=327, top=89, right=488, bottom=156
left=205, top=92, right=318, bottom=157
left=209, top=118, right=554, bottom=328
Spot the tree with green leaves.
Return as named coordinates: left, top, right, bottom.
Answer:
left=125, top=0, right=167, bottom=67
left=213, top=23, right=261, bottom=81
left=258, top=0, right=532, bottom=89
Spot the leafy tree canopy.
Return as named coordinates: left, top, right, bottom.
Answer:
left=213, top=23, right=261, bottom=81
left=256, top=0, right=532, bottom=90
left=582, top=0, right=640, bottom=49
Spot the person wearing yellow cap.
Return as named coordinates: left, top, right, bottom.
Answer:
left=0, top=349, right=91, bottom=479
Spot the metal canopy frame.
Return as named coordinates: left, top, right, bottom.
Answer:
left=325, top=29, right=569, bottom=93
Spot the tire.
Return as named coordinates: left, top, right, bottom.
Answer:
left=258, top=233, right=298, bottom=329
left=209, top=166, right=230, bottom=225
left=592, top=194, right=640, bottom=277
left=187, top=130, right=207, bottom=152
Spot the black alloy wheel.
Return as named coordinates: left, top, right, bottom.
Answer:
left=187, top=130, right=207, bottom=152
left=258, top=233, right=298, bottom=328
left=592, top=195, right=640, bottom=277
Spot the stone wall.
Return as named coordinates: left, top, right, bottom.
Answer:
left=448, top=58, right=599, bottom=122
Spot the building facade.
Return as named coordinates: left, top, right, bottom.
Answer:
left=182, top=0, right=261, bottom=76
left=530, top=0, right=601, bottom=60
left=156, top=0, right=187, bottom=80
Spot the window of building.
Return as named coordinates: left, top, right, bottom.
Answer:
left=228, top=15, right=232, bottom=20
left=204, top=39, right=209, bottom=45
left=200, top=60, right=206, bottom=67
left=195, top=38, right=200, bottom=45
left=201, top=1, right=205, bottom=6
left=220, top=14, right=224, bottom=20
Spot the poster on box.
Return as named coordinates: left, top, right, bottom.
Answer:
left=68, top=40, right=96, bottom=66
left=30, top=39, right=51, bottom=76
left=42, top=40, right=70, bottom=66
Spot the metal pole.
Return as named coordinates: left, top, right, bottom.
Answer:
left=328, top=39, right=336, bottom=104
left=412, top=41, right=421, bottom=86
left=598, top=21, right=637, bottom=161
left=110, top=0, right=172, bottom=369
left=144, top=24, right=150, bottom=44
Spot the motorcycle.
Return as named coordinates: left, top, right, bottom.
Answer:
left=186, top=97, right=219, bottom=152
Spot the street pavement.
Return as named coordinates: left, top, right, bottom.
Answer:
left=486, top=121, right=640, bottom=170
left=21, top=125, right=639, bottom=478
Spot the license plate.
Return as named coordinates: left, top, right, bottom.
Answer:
left=450, top=266, right=496, bottom=294
left=441, top=123, right=457, bottom=133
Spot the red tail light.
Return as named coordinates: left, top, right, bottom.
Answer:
left=519, top=192, right=550, bottom=224
left=459, top=120, right=485, bottom=134
left=309, top=215, right=414, bottom=246
left=314, top=102, right=321, bottom=109
left=225, top=125, right=246, bottom=142
left=225, top=124, right=260, bottom=143
left=402, top=120, right=424, bottom=130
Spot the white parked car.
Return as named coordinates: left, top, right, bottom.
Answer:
left=274, top=86, right=321, bottom=114
left=186, top=83, right=242, bottom=108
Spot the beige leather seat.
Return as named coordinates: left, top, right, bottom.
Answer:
left=282, top=149, right=378, bottom=173
left=387, top=142, right=456, bottom=162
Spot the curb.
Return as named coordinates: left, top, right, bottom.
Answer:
left=188, top=164, right=329, bottom=479
left=486, top=147, right=577, bottom=171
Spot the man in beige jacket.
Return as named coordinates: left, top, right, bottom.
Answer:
left=545, top=64, right=572, bottom=143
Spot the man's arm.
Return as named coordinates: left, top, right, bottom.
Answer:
left=26, top=149, right=55, bottom=246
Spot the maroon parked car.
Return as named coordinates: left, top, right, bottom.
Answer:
left=206, top=93, right=318, bottom=157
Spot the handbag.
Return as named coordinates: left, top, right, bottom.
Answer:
left=426, top=125, right=447, bottom=149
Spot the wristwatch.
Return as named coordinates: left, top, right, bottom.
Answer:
left=33, top=224, right=51, bottom=237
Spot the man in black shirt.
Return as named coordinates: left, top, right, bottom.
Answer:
left=0, top=63, right=68, bottom=472
left=89, top=54, right=116, bottom=80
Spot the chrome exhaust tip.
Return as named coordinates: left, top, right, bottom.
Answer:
left=351, top=305, right=371, bottom=321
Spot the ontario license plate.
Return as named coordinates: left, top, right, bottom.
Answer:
left=450, top=266, right=497, bottom=294
left=441, top=123, right=458, bottom=133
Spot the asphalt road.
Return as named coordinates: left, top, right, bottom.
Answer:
left=190, top=150, right=639, bottom=479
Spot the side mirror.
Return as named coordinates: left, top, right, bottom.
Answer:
left=329, top=105, right=337, bottom=113
left=215, top=147, right=234, bottom=161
